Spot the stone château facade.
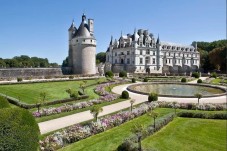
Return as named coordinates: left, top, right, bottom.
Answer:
left=67, top=14, right=96, bottom=74
left=105, top=29, right=200, bottom=74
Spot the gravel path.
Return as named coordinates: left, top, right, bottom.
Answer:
left=38, top=77, right=226, bottom=134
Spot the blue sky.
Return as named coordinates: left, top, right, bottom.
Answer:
left=0, top=0, right=226, bottom=64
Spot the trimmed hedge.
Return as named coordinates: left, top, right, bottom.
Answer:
left=197, top=79, right=202, bottom=83
left=211, top=72, right=217, bottom=78
left=148, top=93, right=158, bottom=102
left=143, top=78, right=148, bottom=82
left=191, top=72, right=200, bottom=78
left=177, top=111, right=227, bottom=119
left=105, top=71, right=114, bottom=78
left=17, top=77, right=23, bottom=82
left=121, top=90, right=129, bottom=99
left=181, top=78, right=187, bottom=82
left=119, top=71, right=127, bottom=77
left=0, top=96, right=10, bottom=109
left=131, top=78, right=136, bottom=83
left=0, top=108, right=40, bottom=151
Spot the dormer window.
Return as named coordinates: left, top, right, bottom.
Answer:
left=146, top=49, right=150, bottom=54
left=146, top=43, right=149, bottom=47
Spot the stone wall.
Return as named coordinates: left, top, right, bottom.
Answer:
left=0, top=68, right=63, bottom=79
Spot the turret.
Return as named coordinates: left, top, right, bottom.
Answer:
left=68, top=20, right=76, bottom=41
left=88, top=19, right=94, bottom=36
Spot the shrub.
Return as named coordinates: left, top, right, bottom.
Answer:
left=105, top=71, right=114, bottom=78
left=44, top=76, right=52, bottom=79
left=131, top=78, right=136, bottom=83
left=0, top=96, right=10, bottom=109
left=177, top=111, right=227, bottom=119
left=148, top=93, right=158, bottom=102
left=0, top=108, right=40, bottom=151
left=197, top=79, right=202, bottom=83
left=121, top=90, right=129, bottom=99
left=211, top=72, right=217, bottom=78
left=191, top=72, right=200, bottom=78
left=17, top=77, right=23, bottom=82
left=78, top=90, right=84, bottom=95
left=119, top=70, right=127, bottom=77
left=117, top=139, right=138, bottom=151
left=181, top=78, right=186, bottom=82
left=69, top=75, right=74, bottom=79
left=143, top=78, right=148, bottom=82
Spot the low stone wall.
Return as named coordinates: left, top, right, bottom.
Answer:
left=0, top=68, right=62, bottom=79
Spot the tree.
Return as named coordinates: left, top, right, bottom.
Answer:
left=90, top=106, right=103, bottom=122
left=96, top=52, right=106, bottom=63
left=79, top=81, right=87, bottom=94
left=148, top=93, right=158, bottom=102
left=62, top=57, right=69, bottom=67
left=194, top=93, right=202, bottom=104
left=130, top=99, right=135, bottom=112
left=131, top=124, right=147, bottom=151
left=36, top=91, right=48, bottom=113
left=172, top=101, right=180, bottom=115
left=147, top=111, right=159, bottom=129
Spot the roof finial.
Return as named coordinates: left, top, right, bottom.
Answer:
left=121, top=31, right=123, bottom=37
left=156, top=34, right=160, bottom=44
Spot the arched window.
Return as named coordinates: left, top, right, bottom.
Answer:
left=145, top=57, right=150, bottom=64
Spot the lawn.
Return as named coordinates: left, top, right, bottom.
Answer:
left=142, top=117, right=226, bottom=151
left=0, top=80, right=99, bottom=104
left=59, top=108, right=174, bottom=151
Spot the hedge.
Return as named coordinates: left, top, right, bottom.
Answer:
left=148, top=93, right=158, bottom=102
left=181, top=78, right=187, bottom=82
left=177, top=111, right=227, bottom=119
left=121, top=90, right=129, bottom=99
left=0, top=108, right=40, bottom=151
left=119, top=71, right=127, bottom=77
left=105, top=71, right=114, bottom=78
left=197, top=79, right=202, bottom=83
left=191, top=72, right=200, bottom=78
left=131, top=78, right=136, bottom=83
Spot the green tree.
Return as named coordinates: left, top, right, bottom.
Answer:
left=147, top=111, right=159, bottom=129
left=194, top=93, right=202, bottom=104
left=131, top=124, right=147, bottom=151
left=96, top=52, right=106, bottom=63
left=90, top=106, right=103, bottom=122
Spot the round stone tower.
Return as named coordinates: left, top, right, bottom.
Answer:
left=68, top=14, right=96, bottom=75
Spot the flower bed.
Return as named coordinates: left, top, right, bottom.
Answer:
left=33, top=80, right=126, bottom=117
left=158, top=101, right=226, bottom=111
left=39, top=102, right=159, bottom=150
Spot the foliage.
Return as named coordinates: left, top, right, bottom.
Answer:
left=181, top=78, right=186, bottom=82
left=90, top=106, right=103, bottom=121
left=197, top=79, right=202, bottom=83
left=209, top=46, right=227, bottom=71
left=121, top=90, right=129, bottom=99
left=68, top=75, right=74, bottom=79
left=62, top=57, right=69, bottom=67
left=177, top=111, right=227, bottom=119
left=132, top=78, right=136, bottom=83
left=148, top=93, right=158, bottom=102
left=17, top=77, right=23, bottom=82
left=143, top=78, right=148, bottom=82
left=65, top=88, right=78, bottom=98
left=194, top=93, right=202, bottom=104
left=0, top=108, right=40, bottom=151
left=191, top=72, right=200, bottom=78
left=0, top=96, right=10, bottom=109
left=96, top=52, right=106, bottom=63
left=210, top=72, right=217, bottom=78
left=119, top=70, right=127, bottom=77
left=105, top=71, right=114, bottom=78
left=117, top=139, right=138, bottom=151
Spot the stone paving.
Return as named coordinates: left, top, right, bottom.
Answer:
left=38, top=77, right=226, bottom=134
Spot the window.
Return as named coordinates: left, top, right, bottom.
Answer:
left=152, top=58, right=155, bottom=64
left=132, top=60, right=134, bottom=64
left=127, top=51, right=130, bottom=55
left=146, top=43, right=149, bottom=47
left=187, top=60, right=188, bottom=64
left=121, top=43, right=124, bottom=48
left=140, top=50, right=143, bottom=55
left=115, top=59, right=117, bottom=63
left=91, top=40, right=92, bottom=42
left=121, top=59, right=124, bottom=64
left=195, top=54, right=197, bottom=57
left=146, top=49, right=150, bottom=54
left=178, top=53, right=180, bottom=56
left=187, top=54, right=189, bottom=57
left=178, top=59, right=180, bottom=63
left=153, top=51, right=155, bottom=55
left=115, top=52, right=117, bottom=56
left=169, top=53, right=170, bottom=56
left=84, top=39, right=86, bottom=42
left=127, top=58, right=130, bottom=64
left=140, top=58, right=143, bottom=64
left=145, top=57, right=150, bottom=64
left=76, top=40, right=78, bottom=42
left=140, top=42, right=143, bottom=47
left=166, top=59, right=167, bottom=63
left=174, top=53, right=175, bottom=57
left=169, top=59, right=171, bottom=63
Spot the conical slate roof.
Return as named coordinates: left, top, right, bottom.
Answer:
left=75, top=21, right=90, bottom=37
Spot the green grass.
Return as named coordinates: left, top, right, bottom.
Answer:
left=211, top=78, right=222, bottom=84
left=0, top=80, right=99, bottom=104
left=59, top=108, right=173, bottom=151
left=142, top=117, right=227, bottom=151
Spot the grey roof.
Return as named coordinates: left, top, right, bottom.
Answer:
left=68, top=21, right=76, bottom=31
left=156, top=35, right=160, bottom=44
left=75, top=21, right=91, bottom=37
left=160, top=41, right=194, bottom=48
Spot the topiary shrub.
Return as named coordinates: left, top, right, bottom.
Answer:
left=117, top=139, right=138, bottom=151
left=0, top=108, right=40, bottom=151
left=211, top=72, right=217, bottom=78
left=0, top=96, right=10, bottom=109
left=78, top=90, right=84, bottom=95
left=69, top=75, right=74, bottom=79
left=119, top=70, right=127, bottom=77
left=181, top=78, right=187, bottom=82
left=105, top=71, right=114, bottom=78
left=148, top=92, right=158, bottom=102
left=143, top=78, right=148, bottom=82
left=131, top=78, right=136, bottom=83
left=191, top=72, right=200, bottom=78
left=197, top=79, right=202, bottom=83
left=121, top=90, right=129, bottom=99
left=17, top=77, right=23, bottom=82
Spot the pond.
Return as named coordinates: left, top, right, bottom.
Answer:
left=127, top=83, right=226, bottom=97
